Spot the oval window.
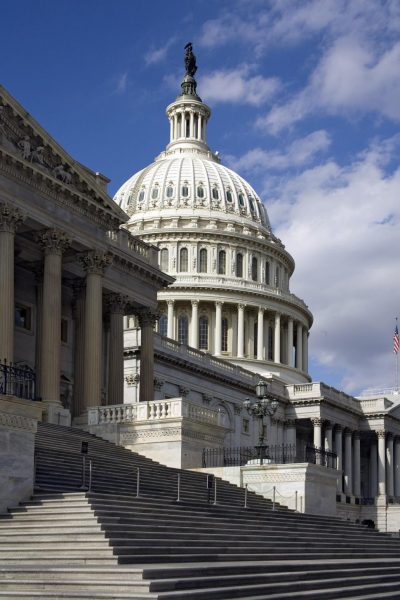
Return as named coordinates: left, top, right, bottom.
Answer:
left=238, top=193, right=245, bottom=207
left=151, top=187, right=159, bottom=200
left=226, top=191, right=233, bottom=203
left=166, top=186, right=173, bottom=198
left=182, top=185, right=189, bottom=197
left=138, top=190, right=145, bottom=203
left=197, top=186, right=204, bottom=198
left=212, top=188, right=219, bottom=200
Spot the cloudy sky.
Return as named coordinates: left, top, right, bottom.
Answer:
left=3, top=0, right=400, bottom=395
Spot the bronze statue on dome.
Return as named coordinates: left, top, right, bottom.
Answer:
left=184, top=42, right=197, bottom=77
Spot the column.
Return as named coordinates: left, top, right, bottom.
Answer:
left=395, top=437, right=400, bottom=496
left=312, top=417, right=323, bottom=449
left=0, top=204, right=24, bottom=363
left=257, top=308, right=264, bottom=360
left=107, top=293, right=127, bottom=406
left=181, top=110, right=186, bottom=137
left=191, top=300, right=199, bottom=348
left=72, top=282, right=85, bottom=417
left=287, top=318, right=294, bottom=367
left=136, top=309, right=157, bottom=403
left=344, top=429, right=353, bottom=495
left=237, top=304, right=245, bottom=358
left=335, top=426, right=343, bottom=493
left=38, top=229, right=71, bottom=406
left=377, top=430, right=386, bottom=496
left=325, top=422, right=333, bottom=452
left=215, top=301, right=223, bottom=356
left=387, top=434, right=394, bottom=497
left=170, top=117, right=173, bottom=141
left=273, top=312, right=280, bottom=363
left=353, top=431, right=361, bottom=497
left=80, top=251, right=112, bottom=409
left=198, top=115, right=202, bottom=140
left=167, top=300, right=174, bottom=339
left=190, top=110, right=194, bottom=138
left=302, top=328, right=308, bottom=372
left=285, top=419, right=297, bottom=456
left=370, top=439, right=378, bottom=497
left=296, top=322, right=303, bottom=370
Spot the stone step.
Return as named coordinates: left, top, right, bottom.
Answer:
left=0, top=567, right=143, bottom=581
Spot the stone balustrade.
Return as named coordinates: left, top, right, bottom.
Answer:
left=288, top=382, right=362, bottom=413
left=105, top=229, right=159, bottom=267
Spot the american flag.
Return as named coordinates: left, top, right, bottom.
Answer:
left=394, top=324, right=399, bottom=354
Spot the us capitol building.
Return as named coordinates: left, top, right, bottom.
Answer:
left=1, top=45, right=400, bottom=531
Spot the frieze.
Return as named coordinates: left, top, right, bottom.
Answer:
left=244, top=472, right=306, bottom=483
left=0, top=411, right=37, bottom=433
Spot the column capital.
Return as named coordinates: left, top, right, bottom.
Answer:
left=136, top=308, right=158, bottom=328
left=154, top=377, right=164, bottom=391
left=0, top=203, right=25, bottom=233
left=191, top=299, right=199, bottom=307
left=324, top=421, right=333, bottom=430
left=376, top=429, right=386, bottom=439
left=258, top=306, right=265, bottom=314
left=285, top=419, right=296, bottom=428
left=167, top=299, right=175, bottom=306
left=215, top=300, right=223, bottom=308
left=353, top=430, right=360, bottom=440
left=80, top=250, right=112, bottom=275
left=311, top=417, right=324, bottom=426
left=238, top=303, right=246, bottom=310
left=335, top=424, right=343, bottom=433
left=344, top=428, right=353, bottom=437
left=106, top=293, right=129, bottom=315
left=37, top=228, right=71, bottom=255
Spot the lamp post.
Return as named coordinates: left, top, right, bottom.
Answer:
left=243, top=380, right=279, bottom=465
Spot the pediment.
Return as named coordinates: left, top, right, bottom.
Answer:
left=0, top=85, right=127, bottom=228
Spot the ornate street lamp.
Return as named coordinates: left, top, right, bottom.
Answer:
left=243, top=380, right=279, bottom=464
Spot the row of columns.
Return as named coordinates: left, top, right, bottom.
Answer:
left=164, top=299, right=308, bottom=372
left=170, top=109, right=205, bottom=142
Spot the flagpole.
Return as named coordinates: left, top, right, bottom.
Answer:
left=395, top=317, right=399, bottom=392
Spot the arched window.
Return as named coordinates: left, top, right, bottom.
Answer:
left=181, top=184, right=189, bottom=197
left=238, top=193, right=245, bottom=207
left=218, top=250, right=226, bottom=275
left=265, top=261, right=270, bottom=285
left=275, top=266, right=280, bottom=288
left=221, top=318, right=228, bottom=352
left=226, top=190, right=233, bottom=203
left=138, top=189, right=145, bottom=203
left=166, top=185, right=174, bottom=198
left=160, top=248, right=169, bottom=271
left=151, top=187, right=159, bottom=200
left=236, top=253, right=243, bottom=278
left=249, top=198, right=255, bottom=213
left=178, top=315, right=188, bottom=345
left=179, top=248, right=188, bottom=272
left=199, top=316, right=208, bottom=350
left=199, top=248, right=207, bottom=273
left=159, top=315, right=168, bottom=337
left=212, top=187, right=219, bottom=200
left=197, top=185, right=204, bottom=198
left=251, top=256, right=258, bottom=281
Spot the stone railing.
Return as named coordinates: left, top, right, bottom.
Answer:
left=88, top=397, right=224, bottom=427
left=287, top=382, right=361, bottom=413
left=105, top=229, right=159, bottom=267
left=358, top=397, right=394, bottom=413
left=359, top=387, right=400, bottom=398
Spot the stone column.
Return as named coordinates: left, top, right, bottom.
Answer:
left=296, top=322, right=303, bottom=370
left=190, top=111, right=194, bottom=138
left=80, top=251, right=112, bottom=409
left=273, top=312, right=280, bottom=363
left=237, top=304, right=245, bottom=358
left=395, top=437, right=400, bottom=497
left=353, top=431, right=361, bottom=497
left=325, top=422, right=333, bottom=452
left=287, top=318, right=294, bottom=367
left=37, top=229, right=71, bottom=407
left=312, top=417, right=323, bottom=449
left=302, top=328, right=308, bottom=373
left=257, top=308, right=264, bottom=360
left=191, top=300, right=199, bottom=348
left=167, top=300, right=174, bottom=339
left=377, top=430, right=386, bottom=497
left=198, top=115, right=202, bottom=141
left=107, top=293, right=128, bottom=406
left=136, top=309, right=158, bottom=403
left=344, top=429, right=353, bottom=495
left=387, top=434, right=394, bottom=497
left=285, top=419, right=297, bottom=455
left=370, top=439, right=378, bottom=498
left=215, top=301, right=223, bottom=356
left=335, top=426, right=343, bottom=493
left=72, top=282, right=85, bottom=418
left=0, top=204, right=24, bottom=363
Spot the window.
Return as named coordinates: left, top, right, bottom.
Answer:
left=212, top=187, right=219, bottom=200
left=199, top=248, right=207, bottom=273
left=15, top=304, right=32, bottom=331
left=242, top=418, right=250, bottom=434
left=238, top=193, right=245, bottom=207
left=166, top=185, right=174, bottom=198
left=179, top=248, right=188, bottom=272
left=275, top=266, right=280, bottom=288
left=199, top=316, right=209, bottom=350
left=182, top=184, right=189, bottom=197
left=159, top=315, right=168, bottom=337
left=253, top=321, right=258, bottom=358
left=218, top=250, right=226, bottom=275
left=265, top=261, right=270, bottom=285
left=197, top=186, right=204, bottom=198
left=236, top=253, right=243, bottom=278
left=151, top=187, right=159, bottom=200
left=268, top=325, right=273, bottom=360
left=61, top=318, right=68, bottom=344
left=249, top=198, right=255, bottom=213
left=186, top=118, right=190, bottom=138
left=138, top=190, right=145, bottom=203
left=226, top=190, right=233, bottom=203
left=221, top=318, right=228, bottom=352
left=160, top=248, right=169, bottom=271
left=251, top=257, right=258, bottom=281
left=178, top=315, right=189, bottom=345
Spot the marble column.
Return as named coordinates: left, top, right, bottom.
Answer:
left=198, top=115, right=202, bottom=141
left=80, top=251, right=112, bottom=409
left=370, top=439, right=378, bottom=498
left=302, top=328, right=308, bottom=373
left=72, top=282, right=85, bottom=417
left=37, top=229, right=71, bottom=406
left=285, top=419, right=297, bottom=455
left=136, top=309, right=157, bottom=403
left=387, top=434, right=394, bottom=497
left=335, top=426, right=343, bottom=493
left=344, top=429, right=353, bottom=495
left=296, top=322, right=303, bottom=370
left=377, top=430, right=386, bottom=496
left=191, top=300, right=199, bottom=348
left=312, top=417, right=323, bottom=449
left=237, top=304, right=245, bottom=358
left=190, top=111, right=194, bottom=138
left=353, top=431, right=361, bottom=497
left=287, top=318, right=294, bottom=367
left=215, top=301, right=223, bottom=356
left=107, top=293, right=128, bottom=406
left=0, top=204, right=24, bottom=363
left=273, top=312, right=280, bottom=363
left=257, top=308, right=264, bottom=360
left=167, top=300, right=174, bottom=339
left=325, top=422, right=333, bottom=452
left=395, top=437, right=400, bottom=497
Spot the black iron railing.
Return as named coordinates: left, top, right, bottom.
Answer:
left=202, top=444, right=337, bottom=469
left=0, top=361, right=37, bottom=400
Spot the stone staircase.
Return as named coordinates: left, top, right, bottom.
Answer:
left=1, top=423, right=400, bottom=598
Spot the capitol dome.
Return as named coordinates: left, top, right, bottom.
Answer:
left=114, top=46, right=313, bottom=385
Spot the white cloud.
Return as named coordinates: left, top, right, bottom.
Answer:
left=114, top=72, right=128, bottom=95
left=199, top=66, right=281, bottom=106
left=145, top=38, right=176, bottom=66
left=266, top=136, right=400, bottom=393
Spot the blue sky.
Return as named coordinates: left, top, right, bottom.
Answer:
left=3, top=0, right=400, bottom=395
